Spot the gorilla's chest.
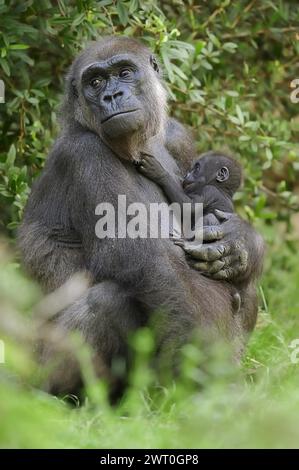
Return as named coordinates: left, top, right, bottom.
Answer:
left=91, top=145, right=184, bottom=266
left=99, top=145, right=180, bottom=207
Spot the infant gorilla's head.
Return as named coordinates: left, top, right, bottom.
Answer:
left=183, top=151, right=243, bottom=197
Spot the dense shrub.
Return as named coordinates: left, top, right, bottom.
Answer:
left=0, top=0, right=298, bottom=234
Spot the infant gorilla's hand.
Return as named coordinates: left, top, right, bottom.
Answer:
left=137, top=152, right=167, bottom=183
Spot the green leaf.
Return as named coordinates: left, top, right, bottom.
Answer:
left=189, top=90, right=205, bottom=105
left=161, top=47, right=175, bottom=83
left=116, top=1, right=129, bottom=26
left=0, top=58, right=10, bottom=76
left=129, top=0, right=138, bottom=13
left=201, top=59, right=212, bottom=70
left=225, top=90, right=239, bottom=97
left=195, top=41, right=205, bottom=55
left=207, top=33, right=221, bottom=49
left=71, top=13, right=86, bottom=27
left=265, top=147, right=273, bottom=161
left=223, top=42, right=238, bottom=52
left=245, top=121, right=260, bottom=131
left=9, top=44, right=29, bottom=50
left=228, top=115, right=240, bottom=126
left=6, top=145, right=16, bottom=167
left=236, top=105, right=244, bottom=126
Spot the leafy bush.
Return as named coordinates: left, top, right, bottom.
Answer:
left=0, top=0, right=299, bottom=234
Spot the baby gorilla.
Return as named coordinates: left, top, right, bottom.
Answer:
left=137, top=150, right=242, bottom=225
left=137, top=150, right=243, bottom=313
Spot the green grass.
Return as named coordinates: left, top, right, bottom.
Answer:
left=1, top=223, right=299, bottom=449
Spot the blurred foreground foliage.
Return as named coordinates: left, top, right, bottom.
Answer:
left=0, top=0, right=299, bottom=232
left=1, top=224, right=299, bottom=448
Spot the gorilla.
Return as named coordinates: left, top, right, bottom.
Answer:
left=18, top=37, right=264, bottom=398
left=137, top=151, right=243, bottom=224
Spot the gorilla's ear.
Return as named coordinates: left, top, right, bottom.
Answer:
left=71, top=78, right=78, bottom=98
left=150, top=55, right=159, bottom=74
left=216, top=166, right=229, bottom=183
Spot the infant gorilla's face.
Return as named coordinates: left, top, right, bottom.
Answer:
left=182, top=159, right=206, bottom=193
left=182, top=155, right=230, bottom=194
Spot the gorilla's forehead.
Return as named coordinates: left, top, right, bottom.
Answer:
left=74, top=37, right=150, bottom=72
left=80, top=53, right=142, bottom=76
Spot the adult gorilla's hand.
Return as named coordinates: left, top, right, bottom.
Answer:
left=176, top=210, right=264, bottom=283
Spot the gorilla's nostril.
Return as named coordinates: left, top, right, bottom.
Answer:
left=114, top=90, right=123, bottom=99
left=103, top=90, right=123, bottom=102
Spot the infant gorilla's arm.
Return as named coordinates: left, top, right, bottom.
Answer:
left=138, top=152, right=199, bottom=206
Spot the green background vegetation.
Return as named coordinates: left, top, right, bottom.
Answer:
left=0, top=0, right=299, bottom=449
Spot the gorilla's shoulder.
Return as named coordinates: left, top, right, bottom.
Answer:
left=49, top=129, right=106, bottom=164
left=166, top=117, right=188, bottom=136
left=165, top=118, right=197, bottom=172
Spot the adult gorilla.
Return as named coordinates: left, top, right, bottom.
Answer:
left=18, top=37, right=264, bottom=395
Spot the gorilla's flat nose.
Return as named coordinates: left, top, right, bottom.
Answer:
left=103, top=90, right=123, bottom=103
left=183, top=172, right=192, bottom=189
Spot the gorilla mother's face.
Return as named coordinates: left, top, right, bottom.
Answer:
left=80, top=53, right=151, bottom=139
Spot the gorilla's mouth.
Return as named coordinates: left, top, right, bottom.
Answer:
left=101, top=109, right=139, bottom=124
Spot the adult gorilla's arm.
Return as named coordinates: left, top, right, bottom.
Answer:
left=180, top=210, right=265, bottom=284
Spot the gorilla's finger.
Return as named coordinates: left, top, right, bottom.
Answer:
left=209, top=267, right=235, bottom=280
left=141, top=152, right=155, bottom=159
left=202, top=226, right=224, bottom=241
left=238, top=246, right=249, bottom=270
left=214, top=209, right=234, bottom=222
left=183, top=242, right=231, bottom=261
left=174, top=243, right=185, bottom=249
left=193, top=259, right=225, bottom=274
left=203, top=249, right=248, bottom=279
left=173, top=239, right=185, bottom=246
left=194, top=254, right=240, bottom=274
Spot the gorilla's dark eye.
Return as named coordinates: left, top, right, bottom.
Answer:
left=90, top=78, right=103, bottom=88
left=119, top=68, right=132, bottom=78
left=194, top=162, right=201, bottom=171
